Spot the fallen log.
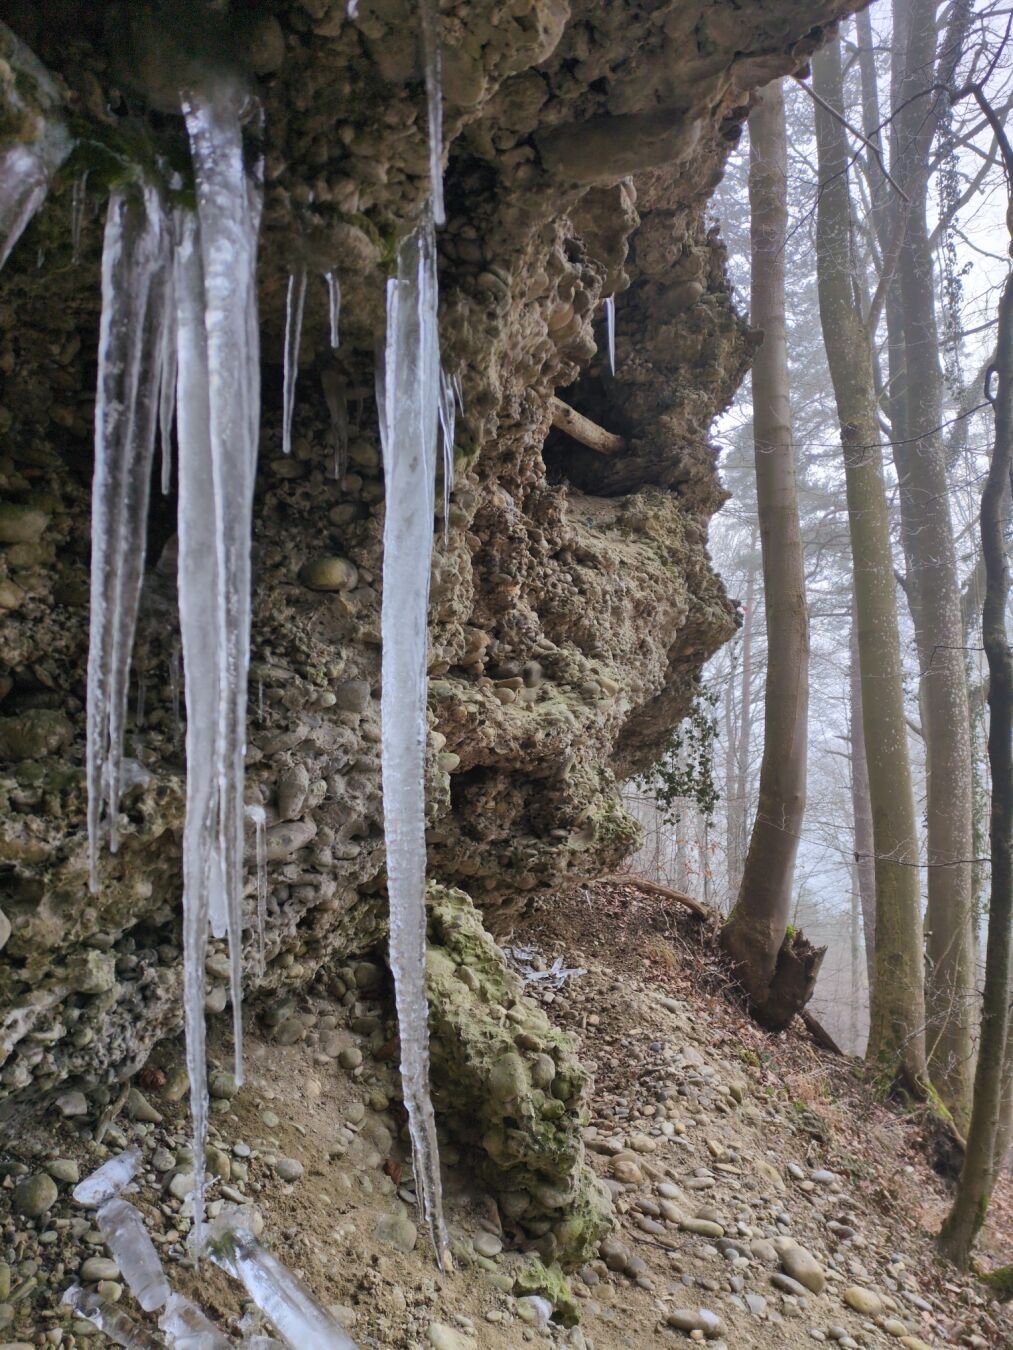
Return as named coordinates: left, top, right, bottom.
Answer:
left=550, top=396, right=626, bottom=454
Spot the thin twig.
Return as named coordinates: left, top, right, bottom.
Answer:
left=794, top=76, right=910, bottom=202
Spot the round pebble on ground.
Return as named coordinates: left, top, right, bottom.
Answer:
left=843, top=1287, right=883, bottom=1316
left=12, top=1174, right=58, bottom=1218
left=80, top=1257, right=120, bottom=1282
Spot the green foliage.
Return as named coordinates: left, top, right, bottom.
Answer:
left=980, top=1263, right=1013, bottom=1301
left=632, top=686, right=719, bottom=822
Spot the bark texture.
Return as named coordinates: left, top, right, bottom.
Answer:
left=721, top=82, right=812, bottom=1027
left=889, top=0, right=976, bottom=1130
left=812, top=37, right=928, bottom=1094
left=938, top=253, right=1013, bottom=1268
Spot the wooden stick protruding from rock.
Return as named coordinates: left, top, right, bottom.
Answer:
left=550, top=397, right=625, bottom=455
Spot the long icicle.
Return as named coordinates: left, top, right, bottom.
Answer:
left=182, top=81, right=262, bottom=1104
left=380, top=217, right=449, bottom=1269
left=173, top=208, right=216, bottom=1252
left=418, top=0, right=445, bottom=227
left=282, top=264, right=307, bottom=455
left=159, top=236, right=178, bottom=494
left=86, top=185, right=171, bottom=890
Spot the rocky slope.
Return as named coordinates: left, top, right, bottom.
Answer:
left=0, top=0, right=852, bottom=1262
left=0, top=879, right=1007, bottom=1347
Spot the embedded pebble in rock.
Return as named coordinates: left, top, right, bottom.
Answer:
left=881, top=1319, right=909, bottom=1337
left=297, top=556, right=359, bottom=591
left=12, top=1173, right=58, bottom=1218
left=680, top=1218, right=724, bottom=1238
left=843, top=1286, right=884, bottom=1315
left=338, top=1046, right=363, bottom=1070
left=472, top=1231, right=503, bottom=1258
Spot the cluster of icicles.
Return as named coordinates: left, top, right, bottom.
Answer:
left=0, top=0, right=459, bottom=1309
left=0, top=3, right=624, bottom=1334
left=63, top=1149, right=357, bottom=1348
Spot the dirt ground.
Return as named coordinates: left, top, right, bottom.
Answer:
left=2, top=877, right=1009, bottom=1348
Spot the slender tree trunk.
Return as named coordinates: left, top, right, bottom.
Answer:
left=995, top=1018, right=1013, bottom=1177
left=724, top=639, right=741, bottom=893
left=722, top=83, right=812, bottom=1025
left=850, top=858, right=864, bottom=1055
left=812, top=38, right=928, bottom=1094
left=734, top=534, right=757, bottom=866
left=938, top=260, right=1013, bottom=1267
left=850, top=609, right=877, bottom=992
left=889, top=0, right=976, bottom=1130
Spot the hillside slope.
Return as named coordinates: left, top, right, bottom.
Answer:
left=0, top=879, right=1008, bottom=1347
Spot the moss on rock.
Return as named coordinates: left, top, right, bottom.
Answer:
left=424, top=884, right=611, bottom=1267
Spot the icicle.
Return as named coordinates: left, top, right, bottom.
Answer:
left=418, top=0, right=445, bottom=227
left=257, top=678, right=264, bottom=722
left=0, top=146, right=48, bottom=270
left=347, top=0, right=359, bottom=16
left=325, top=269, right=341, bottom=349
left=178, top=78, right=263, bottom=1247
left=437, top=367, right=456, bottom=545
left=0, top=24, right=69, bottom=270
left=281, top=264, right=307, bottom=455
left=73, top=1148, right=140, bottom=1207
left=159, top=1293, right=232, bottom=1349
left=86, top=185, right=172, bottom=890
left=207, top=1213, right=358, bottom=1349
left=245, top=803, right=268, bottom=975
left=322, top=367, right=349, bottom=480
left=96, top=1197, right=171, bottom=1312
left=379, top=219, right=449, bottom=1270
left=71, top=172, right=87, bottom=264
left=62, top=1285, right=161, bottom=1349
left=174, top=209, right=217, bottom=1253
left=604, top=295, right=615, bottom=376
left=160, top=229, right=178, bottom=494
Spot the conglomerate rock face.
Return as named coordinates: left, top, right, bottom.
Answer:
left=0, top=0, right=846, bottom=1235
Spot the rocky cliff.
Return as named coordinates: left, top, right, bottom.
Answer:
left=0, top=0, right=847, bottom=1264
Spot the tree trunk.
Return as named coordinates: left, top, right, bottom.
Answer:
left=849, top=609, right=877, bottom=993
left=995, top=1017, right=1013, bottom=1178
left=890, top=0, right=976, bottom=1131
left=811, top=37, right=928, bottom=1095
left=938, top=256, right=1013, bottom=1267
left=721, top=82, right=811, bottom=1028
